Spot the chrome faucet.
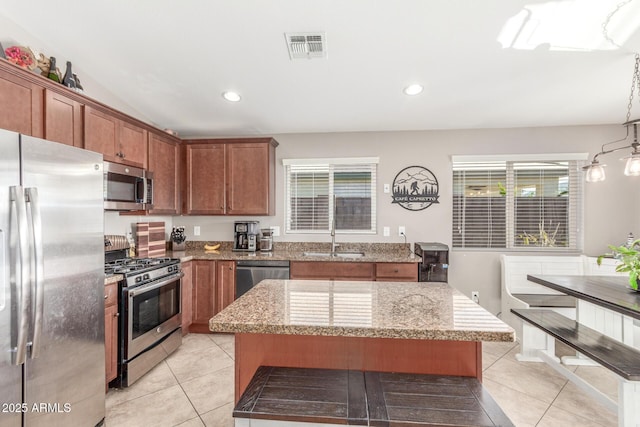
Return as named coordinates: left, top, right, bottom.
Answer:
left=330, top=195, right=339, bottom=255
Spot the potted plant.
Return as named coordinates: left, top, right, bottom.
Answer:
left=597, top=240, right=640, bottom=291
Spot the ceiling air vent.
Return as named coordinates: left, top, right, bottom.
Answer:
left=285, top=32, right=327, bottom=59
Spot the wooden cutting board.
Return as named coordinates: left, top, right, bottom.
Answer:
left=136, top=222, right=166, bottom=258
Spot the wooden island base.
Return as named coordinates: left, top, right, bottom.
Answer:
left=234, top=333, right=482, bottom=402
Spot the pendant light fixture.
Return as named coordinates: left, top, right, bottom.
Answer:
left=583, top=53, right=640, bottom=182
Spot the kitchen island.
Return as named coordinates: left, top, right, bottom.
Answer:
left=209, top=279, right=515, bottom=401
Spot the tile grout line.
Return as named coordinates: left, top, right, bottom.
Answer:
left=174, top=336, right=236, bottom=426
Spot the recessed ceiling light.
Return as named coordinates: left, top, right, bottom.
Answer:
left=403, top=84, right=424, bottom=96
left=222, top=91, right=241, bottom=102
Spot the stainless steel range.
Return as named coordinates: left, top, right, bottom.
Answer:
left=105, top=247, right=183, bottom=387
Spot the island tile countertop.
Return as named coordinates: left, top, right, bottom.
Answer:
left=209, top=279, right=515, bottom=342
left=168, top=242, right=420, bottom=264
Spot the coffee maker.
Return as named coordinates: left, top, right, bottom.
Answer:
left=233, top=221, right=260, bottom=252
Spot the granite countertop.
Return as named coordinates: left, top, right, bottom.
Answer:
left=209, top=279, right=515, bottom=342
left=169, top=242, right=421, bottom=264
left=105, top=274, right=123, bottom=285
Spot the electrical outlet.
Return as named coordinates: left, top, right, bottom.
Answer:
left=383, top=226, right=390, bottom=237
left=398, top=226, right=406, bottom=237
left=471, top=291, right=480, bottom=304
left=194, top=226, right=201, bottom=236
left=270, top=226, right=280, bottom=237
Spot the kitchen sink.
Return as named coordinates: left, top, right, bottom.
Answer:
left=302, top=251, right=366, bottom=258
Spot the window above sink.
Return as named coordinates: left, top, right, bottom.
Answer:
left=283, top=157, right=379, bottom=235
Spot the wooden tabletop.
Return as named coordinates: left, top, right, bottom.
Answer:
left=527, top=275, right=640, bottom=320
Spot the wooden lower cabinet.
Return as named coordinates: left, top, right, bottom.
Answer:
left=290, top=262, right=375, bottom=281
left=104, top=282, right=118, bottom=385
left=375, top=262, right=418, bottom=281
left=216, top=260, right=236, bottom=314
left=181, top=261, right=193, bottom=335
left=190, top=260, right=236, bottom=333
left=290, top=261, right=418, bottom=282
left=191, top=260, right=216, bottom=332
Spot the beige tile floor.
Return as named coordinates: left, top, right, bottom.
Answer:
left=106, top=334, right=619, bottom=427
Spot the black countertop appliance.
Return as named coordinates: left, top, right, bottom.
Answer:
left=414, top=242, right=449, bottom=282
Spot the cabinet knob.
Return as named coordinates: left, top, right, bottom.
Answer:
left=104, top=294, right=108, bottom=299
left=114, top=313, right=119, bottom=317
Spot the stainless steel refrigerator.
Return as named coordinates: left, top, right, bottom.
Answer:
left=0, top=129, right=105, bottom=427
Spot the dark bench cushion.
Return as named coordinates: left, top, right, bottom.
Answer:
left=365, top=371, right=514, bottom=427
left=233, top=366, right=367, bottom=425
left=512, top=308, right=640, bottom=381
left=512, top=293, right=576, bottom=308
left=234, top=366, right=514, bottom=426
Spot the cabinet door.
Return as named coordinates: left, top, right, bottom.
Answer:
left=105, top=303, right=118, bottom=383
left=290, top=261, right=375, bottom=280
left=0, top=66, right=43, bottom=137
left=84, top=106, right=117, bottom=161
left=375, top=263, right=418, bottom=282
left=44, top=89, right=83, bottom=147
left=104, top=282, right=118, bottom=383
left=192, top=260, right=216, bottom=330
left=226, top=143, right=274, bottom=215
left=148, top=132, right=180, bottom=214
left=184, top=144, right=226, bottom=215
left=119, top=121, right=147, bottom=168
left=216, top=260, right=236, bottom=313
left=181, top=261, right=193, bottom=335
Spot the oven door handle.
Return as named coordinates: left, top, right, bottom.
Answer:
left=127, top=272, right=183, bottom=297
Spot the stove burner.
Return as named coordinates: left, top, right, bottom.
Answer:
left=105, top=257, right=179, bottom=277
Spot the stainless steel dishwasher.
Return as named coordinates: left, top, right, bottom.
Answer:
left=235, top=259, right=290, bottom=298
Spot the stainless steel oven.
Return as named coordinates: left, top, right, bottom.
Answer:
left=105, top=256, right=183, bottom=387
left=125, top=273, right=181, bottom=360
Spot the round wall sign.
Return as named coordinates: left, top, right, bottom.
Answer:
left=391, top=166, right=440, bottom=211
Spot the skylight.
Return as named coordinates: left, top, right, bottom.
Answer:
left=497, top=0, right=640, bottom=51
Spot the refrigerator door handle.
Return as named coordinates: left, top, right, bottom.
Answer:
left=26, top=187, right=44, bottom=359
left=10, top=186, right=31, bottom=365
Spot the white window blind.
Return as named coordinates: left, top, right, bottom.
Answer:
left=452, top=156, right=584, bottom=251
left=284, top=158, right=378, bottom=234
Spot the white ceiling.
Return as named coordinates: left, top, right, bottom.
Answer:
left=1, top=0, right=640, bottom=137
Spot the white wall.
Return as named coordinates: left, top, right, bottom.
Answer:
left=107, top=124, right=638, bottom=314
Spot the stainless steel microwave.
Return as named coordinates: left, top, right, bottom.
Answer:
left=103, top=161, right=153, bottom=211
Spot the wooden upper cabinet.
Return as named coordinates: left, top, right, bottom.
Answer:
left=184, top=143, right=226, bottom=215
left=182, top=138, right=277, bottom=216
left=84, top=106, right=147, bottom=168
left=119, top=121, right=148, bottom=168
left=148, top=131, right=180, bottom=215
left=227, top=142, right=276, bottom=215
left=0, top=65, right=44, bottom=137
left=84, top=106, right=118, bottom=161
left=44, top=89, right=83, bottom=147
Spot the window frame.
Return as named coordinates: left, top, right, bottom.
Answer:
left=451, top=153, right=587, bottom=252
left=283, top=157, right=379, bottom=235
